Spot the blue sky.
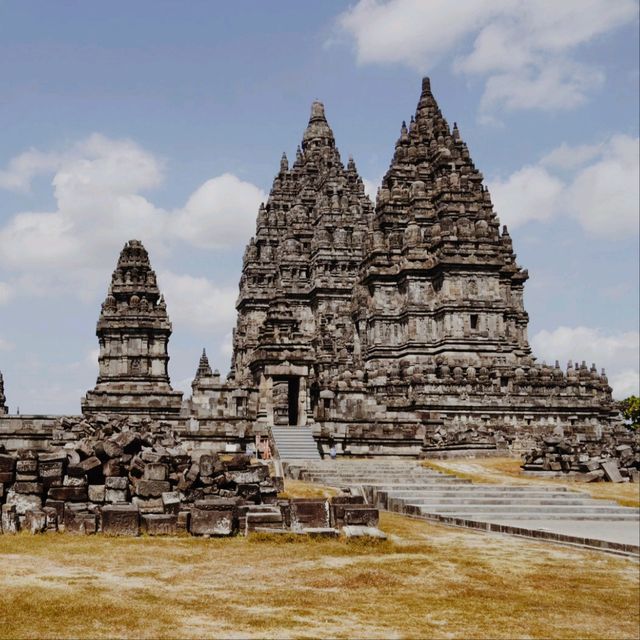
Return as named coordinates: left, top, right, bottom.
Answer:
left=0, top=0, right=638, bottom=413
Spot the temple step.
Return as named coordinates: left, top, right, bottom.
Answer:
left=270, top=426, right=321, bottom=460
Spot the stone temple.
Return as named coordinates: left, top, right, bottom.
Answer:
left=0, top=78, right=616, bottom=457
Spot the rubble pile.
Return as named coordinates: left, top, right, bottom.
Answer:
left=422, top=423, right=509, bottom=451
left=0, top=416, right=383, bottom=537
left=521, top=430, right=640, bottom=483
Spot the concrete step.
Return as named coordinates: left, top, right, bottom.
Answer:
left=404, top=504, right=639, bottom=515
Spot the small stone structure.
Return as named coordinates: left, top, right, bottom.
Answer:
left=82, top=240, right=183, bottom=418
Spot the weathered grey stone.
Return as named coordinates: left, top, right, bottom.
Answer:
left=1, top=504, right=18, bottom=533
left=143, top=463, right=168, bottom=481
left=101, top=504, right=140, bottom=536
left=601, top=460, right=623, bottom=483
left=105, top=488, right=128, bottom=503
left=24, top=509, right=47, bottom=534
left=135, top=479, right=170, bottom=498
left=290, top=499, right=330, bottom=531
left=88, top=484, right=106, bottom=502
left=343, top=506, right=379, bottom=527
left=141, top=514, right=178, bottom=535
left=105, top=476, right=128, bottom=491
left=6, top=490, right=42, bottom=515
left=161, top=491, right=181, bottom=515
left=190, top=507, right=235, bottom=536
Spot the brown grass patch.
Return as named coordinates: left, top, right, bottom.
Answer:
left=0, top=507, right=638, bottom=639
left=423, top=456, right=640, bottom=508
left=279, top=478, right=339, bottom=499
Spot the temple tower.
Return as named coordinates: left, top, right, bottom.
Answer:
left=232, top=101, right=373, bottom=425
left=0, top=371, right=7, bottom=415
left=355, top=77, right=530, bottom=374
left=82, top=240, right=183, bottom=417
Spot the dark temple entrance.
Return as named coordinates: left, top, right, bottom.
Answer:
left=272, top=376, right=300, bottom=426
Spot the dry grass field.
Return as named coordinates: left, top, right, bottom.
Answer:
left=423, top=456, right=640, bottom=508
left=1, top=480, right=638, bottom=640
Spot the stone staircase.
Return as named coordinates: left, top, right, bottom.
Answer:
left=289, top=460, right=640, bottom=553
left=270, top=426, right=321, bottom=460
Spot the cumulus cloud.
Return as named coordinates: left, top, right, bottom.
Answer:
left=336, top=0, right=637, bottom=114
left=531, top=326, right=640, bottom=398
left=159, top=271, right=238, bottom=333
left=488, top=134, right=639, bottom=237
left=172, top=174, right=265, bottom=249
left=0, top=134, right=264, bottom=298
left=490, top=165, right=564, bottom=228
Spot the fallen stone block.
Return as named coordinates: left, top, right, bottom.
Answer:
left=39, top=461, right=64, bottom=479
left=102, top=459, right=124, bottom=477
left=191, top=506, right=236, bottom=536
left=143, top=463, right=168, bottom=481
left=330, top=495, right=365, bottom=527
left=245, top=511, right=284, bottom=535
left=13, top=481, right=43, bottom=495
left=342, top=526, right=387, bottom=539
left=301, top=527, right=339, bottom=538
left=48, top=486, right=88, bottom=502
left=6, top=490, right=42, bottom=515
left=290, top=499, right=330, bottom=531
left=105, top=488, right=128, bottom=503
left=95, top=441, right=123, bottom=461
left=45, top=499, right=65, bottom=524
left=132, top=497, right=164, bottom=514
left=24, top=509, right=47, bottom=534
left=43, top=506, right=59, bottom=532
left=88, top=484, right=106, bottom=503
left=161, top=491, right=181, bottom=515
left=177, top=510, right=190, bottom=533
left=16, top=459, right=38, bottom=475
left=101, top=504, right=140, bottom=536
left=1, top=504, right=19, bottom=534
left=111, top=431, right=142, bottom=454
left=601, top=460, right=623, bottom=483
left=0, top=454, right=15, bottom=473
left=38, top=451, right=67, bottom=463
left=136, top=479, right=170, bottom=498
left=105, top=476, right=128, bottom=491
left=141, top=514, right=178, bottom=536
left=63, top=475, right=87, bottom=487
left=343, top=507, right=379, bottom=527
left=64, top=508, right=97, bottom=535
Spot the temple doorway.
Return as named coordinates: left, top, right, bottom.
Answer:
left=272, top=376, right=300, bottom=426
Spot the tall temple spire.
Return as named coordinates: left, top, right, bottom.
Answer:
left=302, top=100, right=335, bottom=149
left=82, top=239, right=183, bottom=418
left=0, top=370, right=7, bottom=415
left=194, top=348, right=213, bottom=381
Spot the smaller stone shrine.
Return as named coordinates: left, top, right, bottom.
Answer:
left=0, top=372, right=7, bottom=416
left=81, top=240, right=183, bottom=418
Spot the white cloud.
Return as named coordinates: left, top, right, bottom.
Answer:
left=0, top=135, right=264, bottom=299
left=0, top=149, right=61, bottom=192
left=565, top=134, right=640, bottom=238
left=531, top=326, right=639, bottom=399
left=0, top=337, right=13, bottom=351
left=488, top=134, right=640, bottom=236
left=159, top=271, right=238, bottom=333
left=490, top=165, right=564, bottom=229
left=172, top=174, right=265, bottom=249
left=336, top=0, right=637, bottom=114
